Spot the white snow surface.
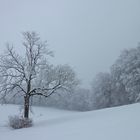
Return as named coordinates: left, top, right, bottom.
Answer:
left=0, top=103, right=140, bottom=140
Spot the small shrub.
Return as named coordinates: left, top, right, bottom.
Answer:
left=9, top=115, right=33, bottom=129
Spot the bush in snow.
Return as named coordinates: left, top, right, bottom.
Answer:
left=9, top=115, right=33, bottom=129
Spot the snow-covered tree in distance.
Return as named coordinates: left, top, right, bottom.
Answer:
left=91, top=72, right=113, bottom=109
left=111, top=45, right=140, bottom=102
left=0, top=31, right=79, bottom=119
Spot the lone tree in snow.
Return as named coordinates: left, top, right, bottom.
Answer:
left=0, top=32, right=78, bottom=118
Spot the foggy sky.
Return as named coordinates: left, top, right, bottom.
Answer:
left=0, top=0, right=140, bottom=88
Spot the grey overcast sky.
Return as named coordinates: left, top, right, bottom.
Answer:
left=0, top=0, right=140, bottom=88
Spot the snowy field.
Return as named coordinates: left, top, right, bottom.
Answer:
left=0, top=103, right=140, bottom=140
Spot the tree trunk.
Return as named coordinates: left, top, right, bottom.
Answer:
left=24, top=95, right=30, bottom=119
left=24, top=78, right=31, bottom=119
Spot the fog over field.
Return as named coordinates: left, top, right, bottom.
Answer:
left=0, top=0, right=140, bottom=87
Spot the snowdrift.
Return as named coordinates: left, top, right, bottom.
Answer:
left=0, top=103, right=140, bottom=140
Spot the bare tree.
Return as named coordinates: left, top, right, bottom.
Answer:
left=0, top=32, right=78, bottom=118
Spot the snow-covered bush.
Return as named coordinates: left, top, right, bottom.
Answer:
left=9, top=115, right=33, bottom=129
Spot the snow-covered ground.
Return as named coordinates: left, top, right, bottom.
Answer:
left=0, top=103, right=140, bottom=140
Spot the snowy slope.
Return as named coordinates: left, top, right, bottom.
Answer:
left=0, top=103, right=140, bottom=140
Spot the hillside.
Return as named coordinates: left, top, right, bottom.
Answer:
left=0, top=103, right=140, bottom=140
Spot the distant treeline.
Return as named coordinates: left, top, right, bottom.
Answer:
left=1, top=45, right=140, bottom=111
